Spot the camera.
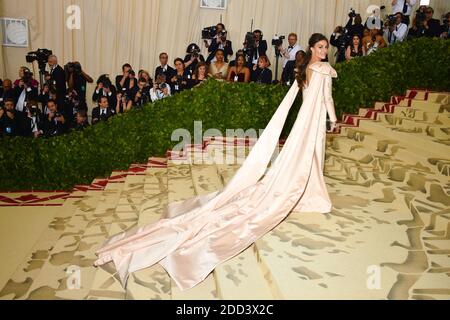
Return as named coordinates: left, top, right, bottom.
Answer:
left=21, top=68, right=34, bottom=85
left=187, top=43, right=201, bottom=58
left=386, top=14, right=398, bottom=27
left=415, top=9, right=427, bottom=28
left=202, top=25, right=218, bottom=39
left=271, top=35, right=285, bottom=47
left=349, top=8, right=357, bottom=19
left=26, top=48, right=53, bottom=72
left=64, top=62, right=82, bottom=76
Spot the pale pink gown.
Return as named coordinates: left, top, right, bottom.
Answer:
left=94, top=61, right=338, bottom=291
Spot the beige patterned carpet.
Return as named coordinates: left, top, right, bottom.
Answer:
left=0, top=89, right=449, bottom=300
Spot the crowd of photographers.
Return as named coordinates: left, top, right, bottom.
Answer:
left=1, top=2, right=448, bottom=139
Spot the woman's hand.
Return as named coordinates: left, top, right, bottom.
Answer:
left=328, top=121, right=338, bottom=133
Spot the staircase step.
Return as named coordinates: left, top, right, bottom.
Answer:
left=17, top=189, right=105, bottom=300
left=125, top=159, right=172, bottom=301
left=0, top=190, right=87, bottom=300
left=84, top=173, right=147, bottom=300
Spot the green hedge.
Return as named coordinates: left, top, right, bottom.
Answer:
left=0, top=38, right=449, bottom=191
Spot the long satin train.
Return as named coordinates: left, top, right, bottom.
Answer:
left=94, top=62, right=338, bottom=291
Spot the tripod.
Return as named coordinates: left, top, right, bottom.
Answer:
left=273, top=45, right=282, bottom=82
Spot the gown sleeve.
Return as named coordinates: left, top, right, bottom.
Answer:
left=323, top=73, right=338, bottom=123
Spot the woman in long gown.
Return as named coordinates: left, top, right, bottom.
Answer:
left=94, top=33, right=339, bottom=291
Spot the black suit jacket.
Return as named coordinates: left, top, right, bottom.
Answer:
left=154, top=65, right=176, bottom=81
left=49, top=65, right=67, bottom=103
left=249, top=40, right=268, bottom=63
left=92, top=106, right=115, bottom=125
left=207, top=39, right=234, bottom=62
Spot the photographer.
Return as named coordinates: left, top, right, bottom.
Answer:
left=115, top=63, right=138, bottom=96
left=134, top=77, right=152, bottom=108
left=47, top=55, right=67, bottom=106
left=345, top=12, right=364, bottom=42
left=0, top=79, right=14, bottom=106
left=154, top=53, right=176, bottom=81
left=92, top=75, right=117, bottom=107
left=392, top=0, right=417, bottom=26
left=71, top=110, right=90, bottom=131
left=245, top=30, right=268, bottom=67
left=205, top=23, right=234, bottom=63
left=22, top=100, right=43, bottom=138
left=115, top=88, right=133, bottom=114
left=39, top=83, right=57, bottom=111
left=150, top=74, right=171, bottom=102
left=42, top=99, right=67, bottom=137
left=13, top=71, right=38, bottom=113
left=330, top=26, right=348, bottom=63
left=409, top=7, right=441, bottom=38
left=13, top=67, right=39, bottom=89
left=184, top=44, right=206, bottom=76
left=0, top=98, right=26, bottom=137
left=170, top=58, right=192, bottom=94
left=66, top=61, right=93, bottom=104
left=278, top=33, right=302, bottom=70
left=63, top=88, right=87, bottom=128
left=385, top=12, right=408, bottom=45
left=92, top=96, right=115, bottom=125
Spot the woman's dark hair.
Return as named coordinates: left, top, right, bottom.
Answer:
left=296, top=33, right=328, bottom=88
left=350, top=34, right=363, bottom=54
left=194, top=62, right=208, bottom=80
left=174, top=58, right=185, bottom=68
left=122, top=63, right=132, bottom=71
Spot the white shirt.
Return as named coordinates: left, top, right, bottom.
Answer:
left=392, top=0, right=417, bottom=16
left=385, top=23, right=408, bottom=44
left=150, top=84, right=171, bottom=102
left=16, top=89, right=27, bottom=112
left=282, top=44, right=302, bottom=68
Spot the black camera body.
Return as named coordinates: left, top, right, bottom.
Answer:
left=26, top=48, right=53, bottom=72
left=271, top=35, right=285, bottom=47
left=349, top=8, right=357, bottom=19
left=22, top=69, right=34, bottom=85
left=202, top=26, right=218, bottom=39
left=386, top=14, right=398, bottom=27
left=415, top=10, right=427, bottom=28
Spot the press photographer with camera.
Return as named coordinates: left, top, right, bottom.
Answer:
left=65, top=61, right=93, bottom=104
left=0, top=79, right=14, bottom=107
left=134, top=77, right=152, bottom=108
left=245, top=30, right=268, bottom=67
left=42, top=99, right=67, bottom=137
left=13, top=69, right=39, bottom=113
left=278, top=33, right=302, bottom=71
left=408, top=6, right=441, bottom=38
left=71, top=110, right=90, bottom=131
left=330, top=26, right=348, bottom=63
left=150, top=74, right=171, bottom=102
left=13, top=67, right=39, bottom=89
left=392, top=0, right=417, bottom=26
left=184, top=44, right=206, bottom=77
left=47, top=55, right=67, bottom=106
left=345, top=10, right=364, bottom=42
left=205, top=23, right=234, bottom=63
left=115, top=63, right=138, bottom=96
left=170, top=58, right=192, bottom=94
left=384, top=12, right=408, bottom=45
left=22, top=100, right=43, bottom=138
left=92, top=96, right=115, bottom=125
left=92, top=74, right=117, bottom=107
left=0, top=98, right=27, bottom=137
left=116, top=88, right=133, bottom=114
